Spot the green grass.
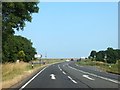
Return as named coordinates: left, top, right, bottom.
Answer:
left=76, top=59, right=120, bottom=75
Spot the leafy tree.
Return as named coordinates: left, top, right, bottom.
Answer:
left=89, top=50, right=97, bottom=59
left=96, top=51, right=105, bottom=62
left=2, top=2, right=39, bottom=63
left=2, top=2, right=39, bottom=36
left=106, top=47, right=118, bottom=63
left=89, top=47, right=120, bottom=64
left=2, top=35, right=37, bottom=63
left=18, top=50, right=25, bottom=61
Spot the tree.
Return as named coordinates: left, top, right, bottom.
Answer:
left=89, top=50, right=97, bottom=59
left=2, top=2, right=39, bottom=36
left=96, top=51, right=105, bottom=62
left=89, top=47, right=120, bottom=64
left=106, top=47, right=118, bottom=63
left=18, top=50, right=25, bottom=61
left=2, top=2, right=39, bottom=63
left=2, top=35, right=37, bottom=63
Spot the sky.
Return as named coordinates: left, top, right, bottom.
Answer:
left=15, top=2, right=118, bottom=58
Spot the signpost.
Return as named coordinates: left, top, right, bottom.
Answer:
left=34, top=54, right=42, bottom=65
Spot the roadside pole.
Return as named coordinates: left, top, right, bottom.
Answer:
left=40, top=54, right=42, bottom=66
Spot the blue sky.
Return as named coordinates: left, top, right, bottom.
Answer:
left=15, top=2, right=118, bottom=58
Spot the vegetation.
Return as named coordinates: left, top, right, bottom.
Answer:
left=2, top=35, right=37, bottom=63
left=2, top=59, right=65, bottom=88
left=89, top=47, right=120, bottom=64
left=77, top=47, right=120, bottom=74
left=2, top=2, right=39, bottom=63
left=76, top=59, right=120, bottom=75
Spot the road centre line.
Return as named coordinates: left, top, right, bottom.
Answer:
left=67, top=65, right=120, bottom=84
left=58, top=65, right=77, bottom=84
left=62, top=71, right=66, bottom=75
left=19, top=65, right=50, bottom=90
left=68, top=76, right=77, bottom=84
left=58, top=65, right=62, bottom=71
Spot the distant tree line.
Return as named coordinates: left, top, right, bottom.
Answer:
left=2, top=2, right=39, bottom=63
left=89, top=47, right=120, bottom=64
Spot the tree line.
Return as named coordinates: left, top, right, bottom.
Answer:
left=89, top=47, right=120, bottom=64
left=2, top=2, right=39, bottom=63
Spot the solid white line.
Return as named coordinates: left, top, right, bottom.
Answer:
left=19, top=65, right=50, bottom=90
left=68, top=65, right=120, bottom=84
left=75, top=64, right=83, bottom=67
left=75, top=64, right=79, bottom=66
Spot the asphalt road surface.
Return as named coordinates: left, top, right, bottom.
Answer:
left=19, top=60, right=120, bottom=89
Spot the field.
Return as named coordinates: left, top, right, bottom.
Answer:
left=76, top=59, right=120, bottom=75
left=2, top=59, right=65, bottom=88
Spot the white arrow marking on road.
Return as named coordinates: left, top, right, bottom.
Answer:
left=50, top=74, right=56, bottom=80
left=83, top=75, right=95, bottom=80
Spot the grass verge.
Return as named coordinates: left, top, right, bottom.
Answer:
left=76, top=59, right=120, bottom=75
left=2, top=59, right=65, bottom=88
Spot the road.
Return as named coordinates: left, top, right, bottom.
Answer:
left=19, top=60, right=120, bottom=89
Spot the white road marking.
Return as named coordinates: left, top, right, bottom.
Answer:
left=75, top=64, right=79, bottom=66
left=68, top=65, right=120, bottom=84
left=83, top=75, right=95, bottom=80
left=19, top=65, right=50, bottom=90
left=68, top=76, right=77, bottom=84
left=50, top=74, right=56, bottom=80
left=68, top=76, right=72, bottom=79
left=75, top=64, right=83, bottom=67
left=58, top=65, right=62, bottom=71
left=62, top=71, right=66, bottom=75
left=71, top=79, right=77, bottom=84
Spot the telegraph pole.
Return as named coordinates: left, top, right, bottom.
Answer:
left=45, top=52, right=47, bottom=58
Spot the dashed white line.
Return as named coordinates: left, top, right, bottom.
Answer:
left=71, top=79, right=77, bottom=84
left=58, top=65, right=62, bottom=71
left=58, top=64, right=77, bottom=84
left=68, top=65, right=120, bottom=84
left=62, top=71, right=66, bottom=75
left=68, top=76, right=72, bottom=79
left=68, top=76, right=77, bottom=84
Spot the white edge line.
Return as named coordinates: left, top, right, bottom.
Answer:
left=68, top=65, right=120, bottom=84
left=19, top=65, right=50, bottom=90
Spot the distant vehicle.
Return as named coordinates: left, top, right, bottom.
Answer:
left=66, top=59, right=70, bottom=62
left=71, top=58, right=74, bottom=61
left=77, top=58, right=81, bottom=62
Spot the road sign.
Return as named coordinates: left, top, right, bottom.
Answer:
left=34, top=54, right=42, bottom=59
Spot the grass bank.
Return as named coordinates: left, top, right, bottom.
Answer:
left=2, top=59, right=65, bottom=88
left=76, top=59, right=120, bottom=75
